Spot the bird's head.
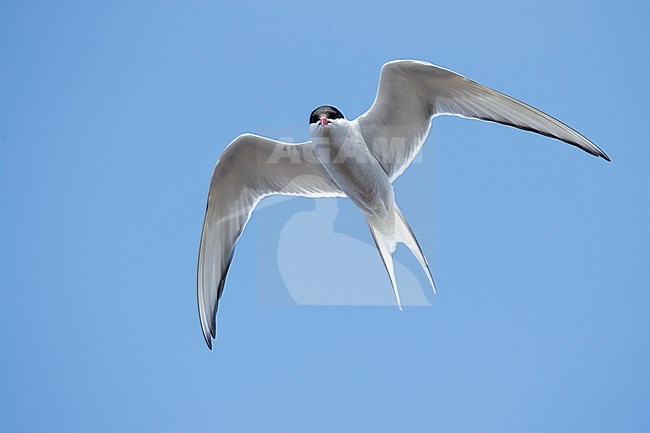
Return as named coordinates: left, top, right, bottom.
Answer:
left=309, top=105, right=345, bottom=137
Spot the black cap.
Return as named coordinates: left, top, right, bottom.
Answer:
left=309, top=105, right=345, bottom=124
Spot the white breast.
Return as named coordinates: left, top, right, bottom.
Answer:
left=311, top=119, right=395, bottom=219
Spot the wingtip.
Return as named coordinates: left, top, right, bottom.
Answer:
left=588, top=142, right=610, bottom=162
left=200, top=325, right=213, bottom=350
left=209, top=305, right=217, bottom=339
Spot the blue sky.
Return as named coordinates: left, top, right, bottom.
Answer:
left=1, top=1, right=649, bottom=432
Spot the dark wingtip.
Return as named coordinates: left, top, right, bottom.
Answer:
left=209, top=299, right=218, bottom=339
left=591, top=147, right=611, bottom=162
left=209, top=318, right=216, bottom=339
left=202, top=318, right=214, bottom=350
left=474, top=116, right=612, bottom=163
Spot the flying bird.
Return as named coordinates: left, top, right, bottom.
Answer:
left=197, top=60, right=609, bottom=349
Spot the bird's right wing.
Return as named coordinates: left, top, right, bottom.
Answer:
left=198, top=133, right=344, bottom=349
left=357, top=60, right=610, bottom=181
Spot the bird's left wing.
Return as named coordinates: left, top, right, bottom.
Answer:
left=356, top=60, right=609, bottom=181
left=198, top=133, right=344, bottom=349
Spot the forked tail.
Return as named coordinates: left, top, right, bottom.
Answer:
left=367, top=205, right=437, bottom=309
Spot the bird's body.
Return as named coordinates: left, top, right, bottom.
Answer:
left=311, top=116, right=423, bottom=309
left=197, top=60, right=609, bottom=349
left=313, top=119, right=394, bottom=222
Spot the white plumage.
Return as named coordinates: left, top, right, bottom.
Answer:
left=198, top=60, right=609, bottom=349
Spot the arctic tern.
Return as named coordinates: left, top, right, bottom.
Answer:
left=197, top=60, right=609, bottom=349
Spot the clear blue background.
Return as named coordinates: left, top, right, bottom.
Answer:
left=2, top=1, right=649, bottom=432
